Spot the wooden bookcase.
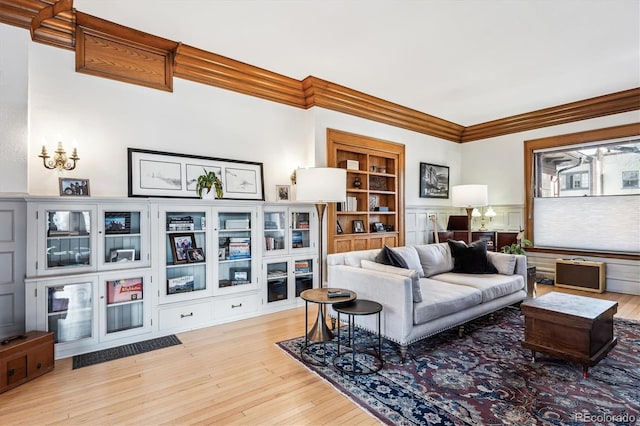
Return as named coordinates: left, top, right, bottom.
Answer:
left=327, top=129, right=405, bottom=254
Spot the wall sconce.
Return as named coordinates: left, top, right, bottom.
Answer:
left=39, top=141, right=79, bottom=171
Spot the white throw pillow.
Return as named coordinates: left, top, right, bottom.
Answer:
left=414, top=243, right=454, bottom=277
left=391, top=246, right=425, bottom=277
left=487, top=251, right=517, bottom=275
left=361, top=259, right=423, bottom=303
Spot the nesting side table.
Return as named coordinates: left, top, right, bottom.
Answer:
left=333, top=299, right=383, bottom=375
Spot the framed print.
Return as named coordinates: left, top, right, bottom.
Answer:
left=128, top=148, right=264, bottom=200
left=59, top=178, right=90, bottom=196
left=229, top=267, right=250, bottom=284
left=420, top=163, right=449, bottom=199
left=352, top=219, right=365, bottom=233
left=337, top=220, right=343, bottom=234
left=187, top=248, right=205, bottom=263
left=104, top=212, right=131, bottom=234
left=371, top=221, right=385, bottom=232
left=169, top=233, right=196, bottom=264
left=109, top=248, right=135, bottom=262
left=276, top=185, right=290, bottom=201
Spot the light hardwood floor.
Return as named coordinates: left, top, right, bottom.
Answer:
left=2, top=287, right=638, bottom=425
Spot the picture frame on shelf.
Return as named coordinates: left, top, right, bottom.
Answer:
left=109, top=248, right=136, bottom=263
left=352, top=220, right=365, bottom=233
left=128, top=148, right=264, bottom=200
left=59, top=178, right=90, bottom=197
left=419, top=162, right=449, bottom=199
left=229, top=267, right=251, bottom=284
left=104, top=212, right=131, bottom=234
left=276, top=185, right=290, bottom=201
left=187, top=248, right=205, bottom=263
left=169, top=233, right=196, bottom=264
left=371, top=222, right=385, bottom=232
left=218, top=248, right=226, bottom=260
left=337, top=220, right=343, bottom=234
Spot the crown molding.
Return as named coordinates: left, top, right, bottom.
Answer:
left=0, top=0, right=637, bottom=142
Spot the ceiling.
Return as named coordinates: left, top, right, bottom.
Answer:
left=73, top=0, right=640, bottom=126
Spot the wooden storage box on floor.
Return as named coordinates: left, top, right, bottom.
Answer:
left=1, top=331, right=54, bottom=393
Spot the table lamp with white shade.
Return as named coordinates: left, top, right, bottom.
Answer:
left=451, top=184, right=488, bottom=242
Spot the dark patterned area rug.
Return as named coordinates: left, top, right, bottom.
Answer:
left=72, top=335, right=181, bottom=369
left=277, top=308, right=640, bottom=425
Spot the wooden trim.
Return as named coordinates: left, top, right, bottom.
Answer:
left=462, top=88, right=640, bottom=142
left=0, top=0, right=638, bottom=139
left=174, top=44, right=306, bottom=108
left=75, top=12, right=177, bottom=92
left=527, top=247, right=640, bottom=262
left=303, top=77, right=464, bottom=142
left=523, top=122, right=640, bottom=254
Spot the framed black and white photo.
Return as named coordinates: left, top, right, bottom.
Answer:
left=187, top=247, right=205, bottom=263
left=128, top=148, right=264, bottom=200
left=352, top=219, right=365, bottom=233
left=109, top=248, right=135, bottom=263
left=420, top=162, right=449, bottom=199
left=276, top=185, right=290, bottom=201
left=337, top=220, right=343, bottom=234
left=229, top=267, right=250, bottom=284
left=59, top=178, right=90, bottom=197
left=169, top=233, right=196, bottom=264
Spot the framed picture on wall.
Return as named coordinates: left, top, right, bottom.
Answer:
left=419, top=163, right=449, bottom=199
left=59, top=178, right=90, bottom=197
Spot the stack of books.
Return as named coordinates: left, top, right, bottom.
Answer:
left=168, top=216, right=194, bottom=231
left=228, top=237, right=251, bottom=259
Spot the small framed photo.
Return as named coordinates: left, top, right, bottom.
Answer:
left=104, top=212, right=131, bottom=234
left=371, top=222, right=385, bottom=232
left=276, top=185, right=290, bottom=201
left=352, top=220, right=365, bottom=233
left=170, top=233, right=196, bottom=264
left=59, top=178, right=90, bottom=197
left=218, top=248, right=226, bottom=260
left=187, top=247, right=205, bottom=263
left=230, top=267, right=250, bottom=283
left=109, top=248, right=135, bottom=262
left=337, top=220, right=343, bottom=234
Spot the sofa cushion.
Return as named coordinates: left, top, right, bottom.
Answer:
left=361, top=259, right=422, bottom=302
left=413, top=278, right=482, bottom=324
left=392, top=246, right=425, bottom=277
left=414, top=243, right=454, bottom=277
left=375, top=245, right=408, bottom=268
left=487, top=251, right=517, bottom=275
left=432, top=272, right=524, bottom=303
left=448, top=240, right=498, bottom=274
left=343, top=249, right=379, bottom=267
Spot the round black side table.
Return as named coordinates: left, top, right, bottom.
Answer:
left=333, top=299, right=383, bottom=375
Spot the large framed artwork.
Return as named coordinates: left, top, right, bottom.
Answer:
left=419, top=162, right=449, bottom=199
left=128, top=148, right=264, bottom=200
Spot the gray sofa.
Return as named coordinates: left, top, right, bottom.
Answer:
left=327, top=242, right=527, bottom=360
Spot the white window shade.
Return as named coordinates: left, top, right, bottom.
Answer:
left=533, top=195, right=640, bottom=253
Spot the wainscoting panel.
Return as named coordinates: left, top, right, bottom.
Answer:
left=0, top=201, right=26, bottom=337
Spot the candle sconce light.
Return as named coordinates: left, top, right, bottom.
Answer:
left=39, top=141, right=79, bottom=171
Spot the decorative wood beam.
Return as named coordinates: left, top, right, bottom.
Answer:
left=75, top=11, right=178, bottom=92
left=462, top=88, right=640, bottom=142
left=174, top=44, right=305, bottom=108
left=29, top=0, right=73, bottom=49
left=303, top=76, right=464, bottom=142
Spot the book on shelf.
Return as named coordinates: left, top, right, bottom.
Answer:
left=291, top=231, right=304, bottom=248
left=267, top=270, right=288, bottom=279
left=167, top=275, right=194, bottom=294
left=295, top=260, right=310, bottom=273
left=228, top=242, right=251, bottom=259
left=345, top=196, right=358, bottom=212
left=225, top=219, right=250, bottom=229
left=107, top=277, right=143, bottom=304
left=168, top=215, right=195, bottom=231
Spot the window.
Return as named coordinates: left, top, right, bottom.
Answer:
left=524, top=124, right=640, bottom=255
left=622, top=171, right=639, bottom=189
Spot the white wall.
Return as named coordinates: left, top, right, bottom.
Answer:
left=0, top=25, right=29, bottom=194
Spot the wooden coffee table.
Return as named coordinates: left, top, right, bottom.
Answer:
left=521, top=292, right=618, bottom=377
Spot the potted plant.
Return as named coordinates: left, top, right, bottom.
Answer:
left=195, top=169, right=223, bottom=199
left=502, top=238, right=532, bottom=255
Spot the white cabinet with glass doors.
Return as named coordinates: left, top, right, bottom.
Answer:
left=262, top=205, right=317, bottom=256
left=262, top=256, right=317, bottom=311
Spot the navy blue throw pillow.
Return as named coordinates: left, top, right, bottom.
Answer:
left=447, top=240, right=498, bottom=274
left=374, top=245, right=409, bottom=268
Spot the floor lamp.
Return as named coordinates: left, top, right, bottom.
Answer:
left=295, top=167, right=346, bottom=341
left=451, top=184, right=488, bottom=243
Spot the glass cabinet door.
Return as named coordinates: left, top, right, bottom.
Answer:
left=266, top=260, right=288, bottom=303
left=291, top=209, right=314, bottom=253
left=100, top=270, right=151, bottom=340
left=100, top=206, right=149, bottom=269
left=294, top=257, right=315, bottom=297
left=263, top=210, right=286, bottom=254
left=45, top=209, right=93, bottom=272
left=162, top=210, right=208, bottom=302
left=47, top=281, right=94, bottom=343
left=217, top=210, right=255, bottom=293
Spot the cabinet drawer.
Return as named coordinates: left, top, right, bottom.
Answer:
left=158, top=301, right=213, bottom=332
left=213, top=294, right=259, bottom=319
